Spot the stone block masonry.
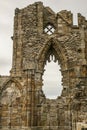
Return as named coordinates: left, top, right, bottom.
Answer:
left=0, top=2, right=87, bottom=130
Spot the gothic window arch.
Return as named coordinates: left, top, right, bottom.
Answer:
left=0, top=80, right=22, bottom=128
left=37, top=38, right=68, bottom=99
left=38, top=38, right=68, bottom=72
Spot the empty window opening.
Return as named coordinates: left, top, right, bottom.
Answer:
left=73, top=13, right=78, bottom=25
left=42, top=60, right=63, bottom=99
left=44, top=24, right=55, bottom=35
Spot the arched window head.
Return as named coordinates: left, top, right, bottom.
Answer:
left=44, top=24, right=55, bottom=35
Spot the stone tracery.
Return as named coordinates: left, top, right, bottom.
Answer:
left=0, top=2, right=87, bottom=130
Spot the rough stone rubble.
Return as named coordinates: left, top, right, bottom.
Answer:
left=0, top=2, right=87, bottom=130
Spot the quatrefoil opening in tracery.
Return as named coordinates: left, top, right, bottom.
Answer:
left=44, top=24, right=55, bottom=35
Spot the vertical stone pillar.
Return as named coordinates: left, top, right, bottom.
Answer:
left=25, top=70, right=36, bottom=127
left=11, top=8, right=23, bottom=77
left=36, top=2, right=43, bottom=34
left=30, top=73, right=35, bottom=126
left=80, top=26, right=86, bottom=61
left=11, top=9, right=19, bottom=76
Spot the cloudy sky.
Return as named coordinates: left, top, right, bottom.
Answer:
left=0, top=0, right=87, bottom=99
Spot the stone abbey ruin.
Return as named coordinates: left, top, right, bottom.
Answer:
left=0, top=2, right=87, bottom=130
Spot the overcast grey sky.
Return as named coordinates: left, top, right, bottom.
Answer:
left=0, top=0, right=87, bottom=98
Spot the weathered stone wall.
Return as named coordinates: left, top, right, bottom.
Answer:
left=0, top=2, right=87, bottom=130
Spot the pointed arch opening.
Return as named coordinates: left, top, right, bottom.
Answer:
left=42, top=60, right=63, bottom=99
left=39, top=40, right=65, bottom=99
left=37, top=38, right=68, bottom=100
